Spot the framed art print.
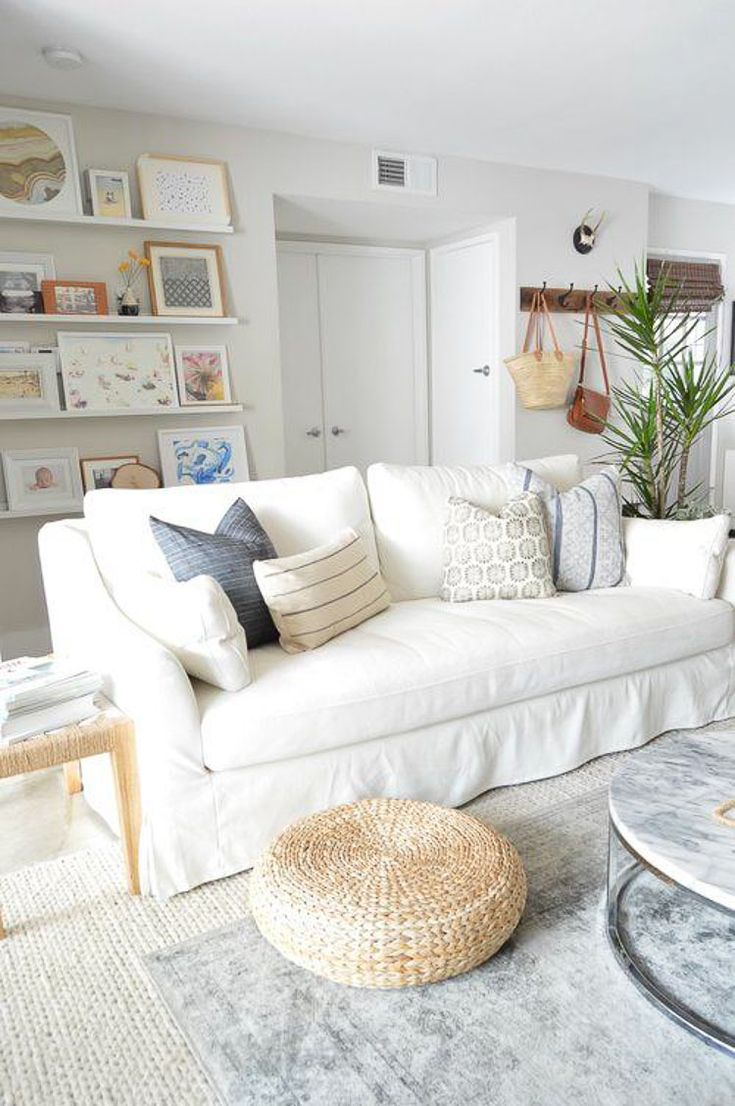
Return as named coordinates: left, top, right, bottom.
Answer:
left=58, top=332, right=177, bottom=411
left=0, top=107, right=82, bottom=215
left=2, top=447, right=83, bottom=513
left=41, top=280, right=109, bottom=316
left=0, top=352, right=59, bottom=414
left=0, top=251, right=55, bottom=314
left=80, top=454, right=139, bottom=492
left=85, top=168, right=132, bottom=218
left=157, top=426, right=249, bottom=486
left=145, top=241, right=226, bottom=317
left=137, top=154, right=231, bottom=225
left=175, top=345, right=232, bottom=405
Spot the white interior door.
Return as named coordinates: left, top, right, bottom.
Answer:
left=317, top=249, right=428, bottom=471
left=430, top=233, right=499, bottom=465
left=276, top=249, right=326, bottom=476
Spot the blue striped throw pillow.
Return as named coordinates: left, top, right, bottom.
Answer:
left=150, top=498, right=278, bottom=647
left=501, top=465, right=625, bottom=592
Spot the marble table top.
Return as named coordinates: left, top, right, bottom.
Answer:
left=609, top=730, right=735, bottom=911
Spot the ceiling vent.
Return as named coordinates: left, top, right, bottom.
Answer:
left=372, top=150, right=438, bottom=196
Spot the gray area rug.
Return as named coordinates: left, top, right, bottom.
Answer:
left=145, top=787, right=735, bottom=1106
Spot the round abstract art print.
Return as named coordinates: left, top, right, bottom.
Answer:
left=0, top=120, right=66, bottom=205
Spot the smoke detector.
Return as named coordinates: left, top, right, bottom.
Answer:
left=41, top=46, right=85, bottom=70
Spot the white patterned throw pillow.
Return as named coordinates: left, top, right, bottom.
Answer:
left=501, top=464, right=625, bottom=592
left=441, top=493, right=556, bottom=602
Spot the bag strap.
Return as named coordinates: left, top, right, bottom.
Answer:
left=538, top=292, right=563, bottom=363
left=578, top=292, right=610, bottom=393
left=521, top=291, right=540, bottom=353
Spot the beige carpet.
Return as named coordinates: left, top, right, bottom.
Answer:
left=0, top=740, right=660, bottom=1106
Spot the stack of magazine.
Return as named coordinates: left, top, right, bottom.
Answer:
left=0, top=656, right=102, bottom=745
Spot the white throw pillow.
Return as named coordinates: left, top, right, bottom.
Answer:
left=624, top=515, right=731, bottom=599
left=442, top=494, right=555, bottom=601
left=254, top=529, right=390, bottom=653
left=113, top=573, right=250, bottom=690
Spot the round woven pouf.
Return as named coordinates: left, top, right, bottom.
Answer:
left=249, top=797, right=527, bottom=989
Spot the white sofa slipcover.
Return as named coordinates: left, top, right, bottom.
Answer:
left=38, top=456, right=735, bottom=897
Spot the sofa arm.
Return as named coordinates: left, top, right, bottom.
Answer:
left=38, top=519, right=203, bottom=773
left=716, top=538, right=735, bottom=606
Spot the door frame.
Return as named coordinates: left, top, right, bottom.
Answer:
left=428, top=227, right=515, bottom=465
left=277, top=239, right=429, bottom=464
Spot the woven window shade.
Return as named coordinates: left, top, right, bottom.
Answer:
left=647, top=257, right=724, bottom=312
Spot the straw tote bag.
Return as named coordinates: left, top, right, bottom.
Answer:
left=505, top=291, right=575, bottom=410
left=567, top=293, right=610, bottom=434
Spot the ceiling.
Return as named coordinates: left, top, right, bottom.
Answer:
left=2, top=0, right=734, bottom=203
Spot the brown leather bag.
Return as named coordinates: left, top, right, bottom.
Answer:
left=567, top=293, right=610, bottom=434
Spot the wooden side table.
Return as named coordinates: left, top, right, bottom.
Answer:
left=0, top=698, right=140, bottom=938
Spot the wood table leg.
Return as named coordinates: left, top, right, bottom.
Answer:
left=62, top=760, right=83, bottom=795
left=109, top=722, right=141, bottom=896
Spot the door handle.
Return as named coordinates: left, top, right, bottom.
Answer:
left=331, top=426, right=347, bottom=436
left=473, top=365, right=491, bottom=377
left=305, top=427, right=322, bottom=438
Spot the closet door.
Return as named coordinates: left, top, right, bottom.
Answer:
left=317, top=250, right=428, bottom=472
left=276, top=250, right=326, bottom=476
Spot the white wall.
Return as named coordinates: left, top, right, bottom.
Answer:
left=648, top=192, right=735, bottom=501
left=0, top=95, right=650, bottom=656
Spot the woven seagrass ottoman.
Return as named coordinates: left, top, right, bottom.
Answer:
left=249, top=797, right=527, bottom=989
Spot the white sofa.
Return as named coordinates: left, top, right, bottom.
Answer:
left=39, top=454, right=735, bottom=897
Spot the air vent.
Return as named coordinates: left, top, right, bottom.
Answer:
left=372, top=150, right=438, bottom=196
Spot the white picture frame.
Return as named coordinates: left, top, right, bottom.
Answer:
left=157, top=425, right=249, bottom=487
left=0, top=352, right=60, bottom=414
left=80, top=454, right=139, bottom=493
left=0, top=251, right=56, bottom=315
left=174, top=345, right=232, bottom=406
left=0, top=107, right=82, bottom=216
left=57, top=332, right=177, bottom=412
left=2, top=447, right=83, bottom=513
left=137, top=154, right=231, bottom=225
left=85, top=168, right=132, bottom=219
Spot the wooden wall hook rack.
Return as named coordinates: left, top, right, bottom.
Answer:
left=520, top=286, right=623, bottom=313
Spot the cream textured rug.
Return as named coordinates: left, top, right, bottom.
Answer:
left=0, top=730, right=727, bottom=1106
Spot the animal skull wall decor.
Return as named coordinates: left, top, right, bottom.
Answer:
left=573, top=209, right=606, bottom=254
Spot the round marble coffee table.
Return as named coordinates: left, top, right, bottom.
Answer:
left=607, top=731, right=735, bottom=1054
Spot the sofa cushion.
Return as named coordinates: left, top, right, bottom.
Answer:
left=625, top=515, right=731, bottom=599
left=113, top=573, right=251, bottom=691
left=254, top=530, right=391, bottom=653
left=442, top=494, right=555, bottom=601
left=501, top=464, right=626, bottom=591
left=196, top=587, right=733, bottom=772
left=367, top=454, right=583, bottom=600
left=84, top=466, right=377, bottom=593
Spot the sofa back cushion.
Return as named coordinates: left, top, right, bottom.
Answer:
left=84, top=466, right=377, bottom=594
left=367, top=454, right=583, bottom=600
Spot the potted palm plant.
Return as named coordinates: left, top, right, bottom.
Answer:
left=599, top=261, right=735, bottom=518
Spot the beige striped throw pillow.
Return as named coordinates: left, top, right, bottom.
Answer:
left=253, top=529, right=390, bottom=653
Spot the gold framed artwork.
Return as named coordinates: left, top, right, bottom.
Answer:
left=0, top=107, right=82, bottom=215
left=137, top=153, right=231, bottom=225
left=41, top=280, right=109, bottom=316
left=144, top=241, right=226, bottom=317
left=0, top=351, right=59, bottom=414
left=80, top=454, right=139, bottom=492
left=175, top=345, right=232, bottom=405
left=85, top=169, right=132, bottom=218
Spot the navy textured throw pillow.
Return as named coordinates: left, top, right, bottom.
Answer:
left=150, top=498, right=278, bottom=647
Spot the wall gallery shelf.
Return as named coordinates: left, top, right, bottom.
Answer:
left=0, top=314, right=239, bottom=326
left=0, top=404, right=243, bottom=422
left=0, top=506, right=83, bottom=522
left=0, top=210, right=234, bottom=234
